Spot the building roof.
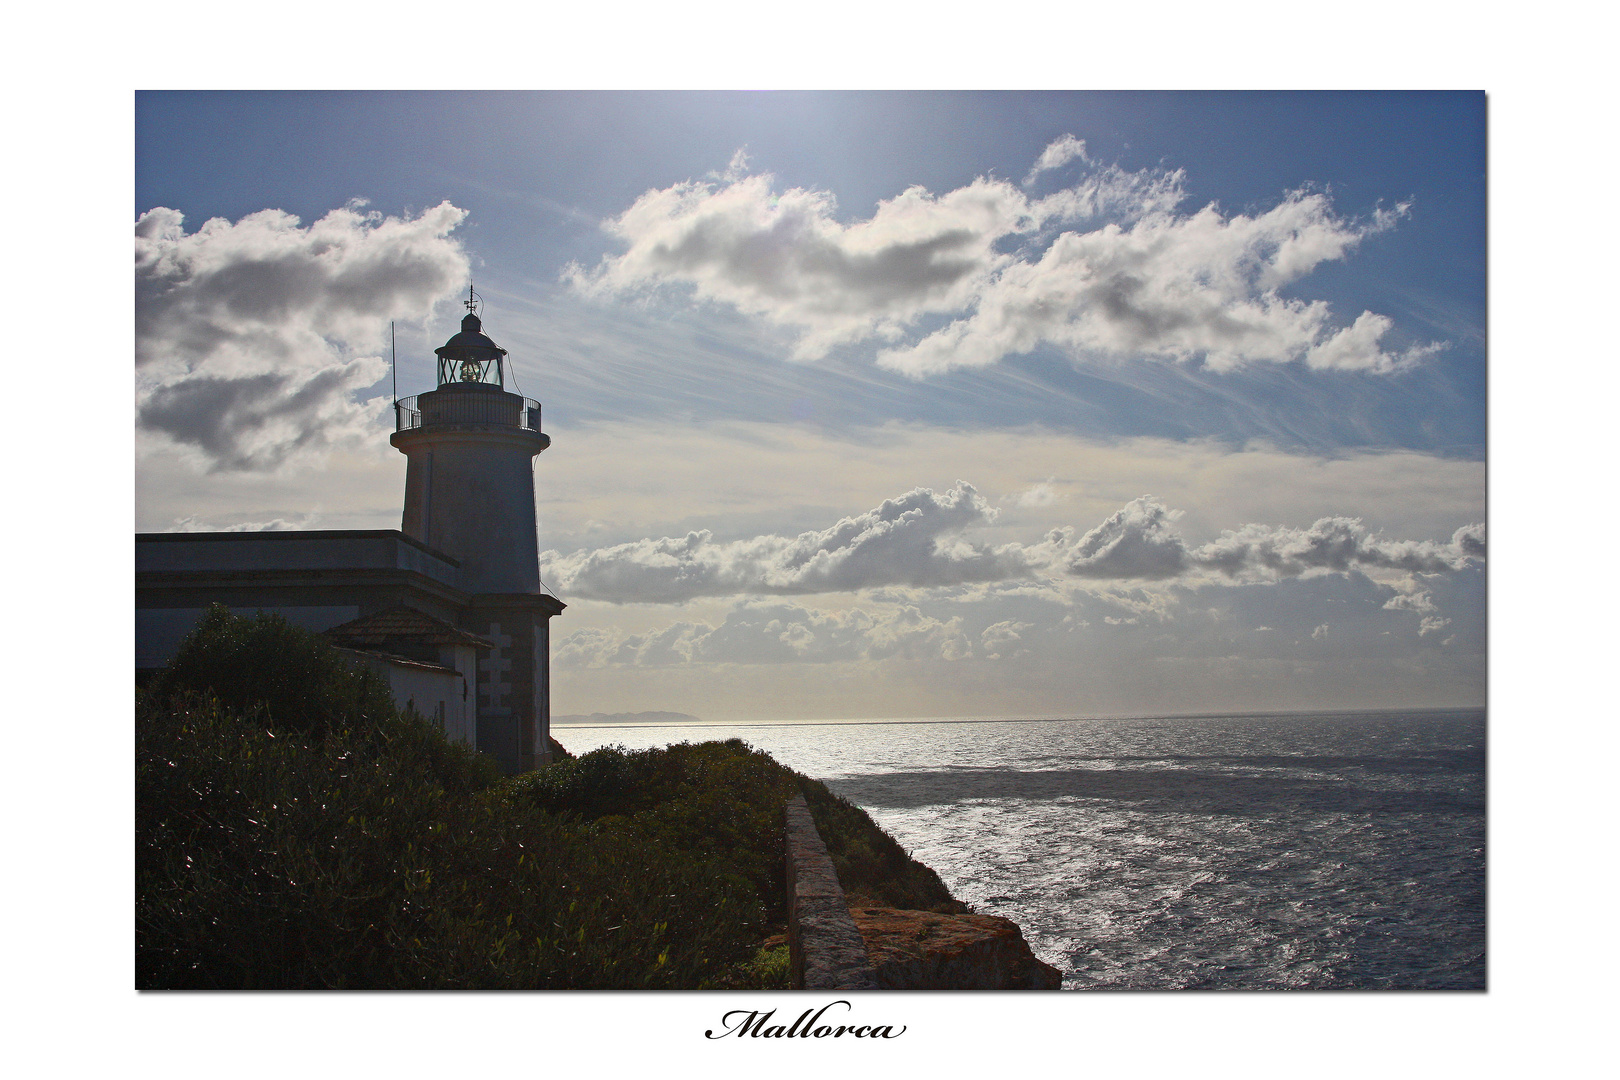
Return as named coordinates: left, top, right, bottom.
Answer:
left=331, top=646, right=461, bottom=677
left=323, top=606, right=495, bottom=650
left=136, top=529, right=461, bottom=566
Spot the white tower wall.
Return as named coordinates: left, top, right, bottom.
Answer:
left=387, top=303, right=562, bottom=772
left=393, top=423, right=547, bottom=594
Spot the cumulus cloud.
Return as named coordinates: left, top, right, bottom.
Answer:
left=136, top=201, right=470, bottom=471
left=542, top=481, right=1041, bottom=603
left=881, top=192, right=1431, bottom=378
left=545, top=484, right=1485, bottom=608
left=1064, top=498, right=1190, bottom=580
left=1193, top=517, right=1485, bottom=581
left=568, top=138, right=1438, bottom=377
left=1383, top=590, right=1438, bottom=613
left=566, top=172, right=1036, bottom=362
left=1063, top=496, right=1485, bottom=584
left=980, top=620, right=1034, bottom=659
left=555, top=554, right=1483, bottom=683
left=1419, top=616, right=1452, bottom=637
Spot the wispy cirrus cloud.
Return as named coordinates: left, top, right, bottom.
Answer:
left=567, top=138, right=1439, bottom=378
left=135, top=200, right=470, bottom=472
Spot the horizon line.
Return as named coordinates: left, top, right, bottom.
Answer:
left=551, top=704, right=1486, bottom=730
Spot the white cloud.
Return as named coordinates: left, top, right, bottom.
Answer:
left=1191, top=514, right=1484, bottom=582
left=708, top=148, right=752, bottom=181
left=1420, top=616, right=1452, bottom=636
left=980, top=619, right=1034, bottom=659
left=135, top=201, right=470, bottom=472
left=541, top=481, right=1484, bottom=616
left=1023, top=134, right=1089, bottom=185
left=1064, top=497, right=1189, bottom=580
left=1383, top=590, right=1438, bottom=613
left=569, top=138, right=1437, bottom=378
left=1064, top=496, right=1484, bottom=585
left=520, top=421, right=1484, bottom=557
left=1012, top=480, right=1062, bottom=508
left=1305, top=310, right=1444, bottom=373
left=546, top=540, right=1485, bottom=719
left=553, top=554, right=1484, bottom=682
left=542, top=481, right=1042, bottom=602
left=566, top=172, right=1036, bottom=362
left=880, top=192, right=1423, bottom=378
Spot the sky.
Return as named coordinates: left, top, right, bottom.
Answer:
left=134, top=90, right=1487, bottom=721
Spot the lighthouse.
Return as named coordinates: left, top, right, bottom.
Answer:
left=390, top=290, right=564, bottom=771
left=137, top=286, right=563, bottom=773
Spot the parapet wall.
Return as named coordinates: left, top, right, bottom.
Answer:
left=784, top=794, right=1065, bottom=991
left=784, top=795, right=878, bottom=991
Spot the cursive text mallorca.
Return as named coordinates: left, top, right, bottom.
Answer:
left=705, top=1000, right=905, bottom=1040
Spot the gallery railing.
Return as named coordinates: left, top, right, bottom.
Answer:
left=395, top=391, right=541, bottom=433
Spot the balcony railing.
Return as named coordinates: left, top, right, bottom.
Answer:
left=395, top=391, right=541, bottom=433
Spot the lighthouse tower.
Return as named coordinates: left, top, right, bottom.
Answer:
left=391, top=290, right=563, bottom=771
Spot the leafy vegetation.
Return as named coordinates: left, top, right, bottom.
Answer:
left=148, top=604, right=396, bottom=740
left=137, top=607, right=963, bottom=990
left=507, top=741, right=966, bottom=924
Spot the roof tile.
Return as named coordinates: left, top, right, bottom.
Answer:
left=324, top=607, right=495, bottom=649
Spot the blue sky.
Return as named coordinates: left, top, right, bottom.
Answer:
left=135, top=91, right=1486, bottom=720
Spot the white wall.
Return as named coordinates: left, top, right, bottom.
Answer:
left=346, top=654, right=472, bottom=749
left=439, top=643, right=478, bottom=747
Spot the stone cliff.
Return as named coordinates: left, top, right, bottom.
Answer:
left=852, top=907, right=1063, bottom=990
left=786, top=794, right=1062, bottom=990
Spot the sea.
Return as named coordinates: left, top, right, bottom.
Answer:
left=554, top=708, right=1486, bottom=990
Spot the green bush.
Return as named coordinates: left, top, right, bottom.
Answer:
left=798, top=781, right=967, bottom=913
left=137, top=609, right=752, bottom=989
left=137, top=695, right=755, bottom=989
left=148, top=604, right=502, bottom=797
left=136, top=606, right=963, bottom=990
left=149, top=605, right=395, bottom=737
left=509, top=740, right=799, bottom=922
left=505, top=740, right=967, bottom=920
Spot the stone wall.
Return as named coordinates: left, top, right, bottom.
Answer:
left=784, top=795, right=878, bottom=990
left=784, top=795, right=1064, bottom=991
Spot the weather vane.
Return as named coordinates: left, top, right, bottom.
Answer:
left=465, top=280, right=481, bottom=318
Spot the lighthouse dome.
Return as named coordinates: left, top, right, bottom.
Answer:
left=435, top=311, right=507, bottom=365
left=433, top=303, right=509, bottom=386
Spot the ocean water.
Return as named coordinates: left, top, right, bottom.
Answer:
left=554, top=709, right=1485, bottom=990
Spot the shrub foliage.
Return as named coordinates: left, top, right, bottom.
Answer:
left=507, top=741, right=967, bottom=921
left=137, top=607, right=962, bottom=990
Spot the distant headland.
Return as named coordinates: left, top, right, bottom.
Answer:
left=552, top=710, right=701, bottom=725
